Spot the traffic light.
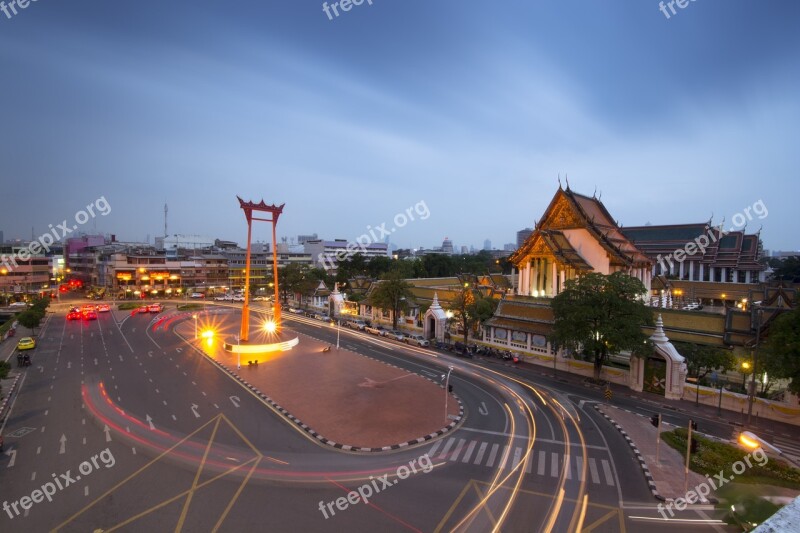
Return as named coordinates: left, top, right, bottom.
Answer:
left=650, top=414, right=660, bottom=427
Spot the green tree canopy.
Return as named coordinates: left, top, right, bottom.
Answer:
left=673, top=342, right=736, bottom=383
left=369, top=270, right=415, bottom=330
left=17, top=308, right=45, bottom=335
left=551, top=271, right=653, bottom=379
left=761, top=306, right=800, bottom=393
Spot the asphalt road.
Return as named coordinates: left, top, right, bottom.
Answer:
left=0, top=299, right=736, bottom=532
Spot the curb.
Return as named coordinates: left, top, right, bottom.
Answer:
left=183, top=328, right=466, bottom=453
left=594, top=404, right=665, bottom=501
left=0, top=373, right=22, bottom=423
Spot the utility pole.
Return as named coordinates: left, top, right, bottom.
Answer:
left=747, top=308, right=762, bottom=427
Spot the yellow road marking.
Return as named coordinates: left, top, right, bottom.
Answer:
left=175, top=416, right=222, bottom=532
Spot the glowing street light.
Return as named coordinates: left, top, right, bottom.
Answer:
left=202, top=329, right=214, bottom=346
left=264, top=320, right=277, bottom=334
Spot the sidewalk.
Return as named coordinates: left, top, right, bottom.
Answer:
left=597, top=404, right=709, bottom=501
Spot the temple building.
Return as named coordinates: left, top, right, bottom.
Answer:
left=508, top=186, right=652, bottom=297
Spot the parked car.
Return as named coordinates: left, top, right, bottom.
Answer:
left=365, top=325, right=387, bottom=336
left=9, top=301, right=28, bottom=308
left=387, top=330, right=405, bottom=341
left=233, top=295, right=245, bottom=302
left=406, top=334, right=430, bottom=347
left=348, top=320, right=367, bottom=331
left=214, top=295, right=231, bottom=301
left=96, top=304, right=111, bottom=312
left=17, top=337, right=36, bottom=350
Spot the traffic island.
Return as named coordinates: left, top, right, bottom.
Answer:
left=175, top=313, right=463, bottom=451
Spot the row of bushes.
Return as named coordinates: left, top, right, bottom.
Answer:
left=663, top=428, right=800, bottom=489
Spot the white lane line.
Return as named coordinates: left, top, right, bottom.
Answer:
left=31, top=472, right=36, bottom=481
left=36, top=447, right=41, bottom=455
left=473, top=442, right=488, bottom=465
left=589, top=458, right=601, bottom=484
left=437, top=438, right=455, bottom=460
left=526, top=451, right=534, bottom=474
left=461, top=441, right=477, bottom=463
left=512, top=447, right=522, bottom=470
left=601, top=459, right=615, bottom=487
left=449, top=439, right=466, bottom=462
left=576, top=456, right=585, bottom=482
left=132, top=447, right=137, bottom=455
left=84, top=486, right=89, bottom=497
left=428, top=439, right=443, bottom=457
left=550, top=452, right=558, bottom=478
left=486, top=444, right=500, bottom=468
left=564, top=455, right=571, bottom=480
left=171, top=415, right=177, bottom=421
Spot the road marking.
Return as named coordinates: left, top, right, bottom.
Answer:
left=85, top=486, right=89, bottom=497
left=104, top=425, right=112, bottom=442
left=478, top=402, right=489, bottom=416
left=132, top=447, right=136, bottom=455
left=564, top=455, right=571, bottom=479
left=36, top=446, right=41, bottom=455
left=576, top=456, right=584, bottom=482
left=601, top=459, right=615, bottom=487
left=428, top=439, right=443, bottom=457
left=83, top=437, right=86, bottom=445
left=458, top=427, right=608, bottom=450
left=41, top=427, right=45, bottom=433
left=449, top=439, right=466, bottom=462
left=526, top=452, right=534, bottom=473
left=44, top=410, right=49, bottom=416
left=32, top=471, right=36, bottom=481
left=512, top=447, right=522, bottom=470
left=550, top=452, right=559, bottom=478
left=155, top=389, right=160, bottom=394
left=82, top=418, right=86, bottom=425
left=202, top=392, right=207, bottom=397
left=171, top=415, right=177, bottom=421
left=5, top=449, right=16, bottom=467
left=213, top=404, right=219, bottom=409
left=438, top=438, right=455, bottom=459
left=191, top=404, right=200, bottom=418
left=474, top=442, right=488, bottom=465
left=486, top=444, right=500, bottom=468
left=589, top=458, right=601, bottom=484
left=461, top=441, right=477, bottom=463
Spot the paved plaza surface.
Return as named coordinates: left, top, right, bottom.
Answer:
left=175, top=312, right=460, bottom=449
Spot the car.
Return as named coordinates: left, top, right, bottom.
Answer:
left=214, top=295, right=231, bottom=301
left=9, top=301, right=28, bottom=308
left=67, top=310, right=82, bottom=320
left=83, top=310, right=98, bottom=320
left=253, top=296, right=269, bottom=301
left=69, top=306, right=80, bottom=313
left=406, top=334, right=430, bottom=347
left=365, top=325, right=387, bottom=336
left=348, top=320, right=367, bottom=331
left=148, top=303, right=163, bottom=313
left=81, top=304, right=96, bottom=313
left=190, top=293, right=204, bottom=299
left=289, top=307, right=304, bottom=314
left=137, top=306, right=149, bottom=314
left=387, top=330, right=405, bottom=341
left=17, top=337, right=36, bottom=350
left=96, top=304, right=111, bottom=312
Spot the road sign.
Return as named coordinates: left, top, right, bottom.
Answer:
left=604, top=388, right=612, bottom=401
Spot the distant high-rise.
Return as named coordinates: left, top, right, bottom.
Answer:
left=483, top=239, right=491, bottom=251
left=0, top=230, right=3, bottom=244
left=297, top=234, right=318, bottom=244
left=516, top=228, right=533, bottom=248
left=503, top=243, right=516, bottom=252
left=460, top=245, right=469, bottom=254
left=442, top=237, right=454, bottom=254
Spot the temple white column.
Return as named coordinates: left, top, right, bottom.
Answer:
left=721, top=267, right=727, bottom=282
left=525, top=261, right=531, bottom=295
left=699, top=262, right=704, bottom=281
left=679, top=260, right=684, bottom=280
left=745, top=270, right=751, bottom=284
left=551, top=261, right=557, bottom=296
left=532, top=260, right=538, bottom=295
left=560, top=269, right=565, bottom=293
left=688, top=261, right=694, bottom=281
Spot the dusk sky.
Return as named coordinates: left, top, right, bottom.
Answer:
left=1, top=1, right=798, bottom=252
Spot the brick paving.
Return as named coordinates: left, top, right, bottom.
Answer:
left=175, top=314, right=460, bottom=449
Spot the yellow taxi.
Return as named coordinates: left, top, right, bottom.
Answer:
left=17, top=337, right=36, bottom=350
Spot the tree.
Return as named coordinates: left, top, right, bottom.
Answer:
left=369, top=271, right=415, bottom=330
left=17, top=308, right=45, bottom=335
left=674, top=342, right=736, bottom=383
left=767, top=256, right=800, bottom=282
left=449, top=286, right=498, bottom=345
left=761, top=306, right=800, bottom=393
left=279, top=264, right=318, bottom=304
left=551, top=271, right=653, bottom=379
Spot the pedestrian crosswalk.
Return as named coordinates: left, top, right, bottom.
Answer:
left=427, top=437, right=616, bottom=486
left=773, top=436, right=800, bottom=459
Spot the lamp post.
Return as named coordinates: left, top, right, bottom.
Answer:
left=443, top=365, right=454, bottom=424
left=236, top=334, right=241, bottom=370
left=747, top=308, right=763, bottom=427
left=193, top=314, right=198, bottom=339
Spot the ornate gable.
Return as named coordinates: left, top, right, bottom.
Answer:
left=543, top=193, right=583, bottom=230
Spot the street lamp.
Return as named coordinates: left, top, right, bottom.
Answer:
left=747, top=307, right=764, bottom=427
left=741, top=361, right=750, bottom=390
left=193, top=314, right=198, bottom=339
left=331, top=319, right=340, bottom=349
left=442, top=366, right=454, bottom=424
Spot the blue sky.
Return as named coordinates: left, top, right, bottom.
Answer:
left=1, top=1, right=798, bottom=252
